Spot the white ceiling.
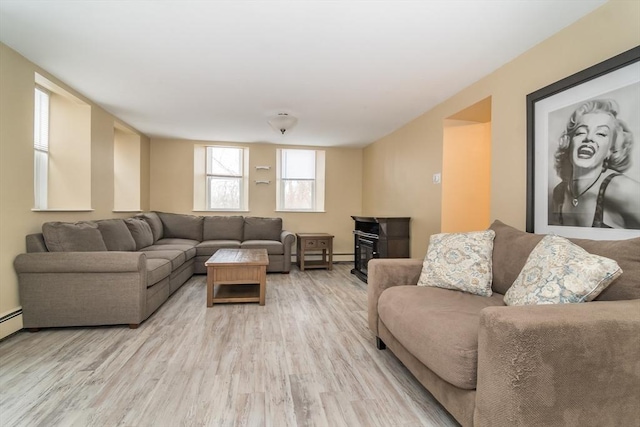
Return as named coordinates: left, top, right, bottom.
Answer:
left=0, top=0, right=606, bottom=147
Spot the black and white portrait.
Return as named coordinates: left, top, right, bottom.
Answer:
left=528, top=47, right=640, bottom=240
left=546, top=83, right=640, bottom=230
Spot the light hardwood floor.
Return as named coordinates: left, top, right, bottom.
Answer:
left=0, top=264, right=459, bottom=427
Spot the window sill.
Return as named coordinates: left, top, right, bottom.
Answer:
left=275, top=210, right=326, bottom=213
left=192, top=210, right=250, bottom=213
left=31, top=208, right=94, bottom=212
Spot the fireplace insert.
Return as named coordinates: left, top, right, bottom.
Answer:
left=351, top=216, right=410, bottom=282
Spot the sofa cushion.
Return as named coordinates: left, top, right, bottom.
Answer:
left=42, top=222, right=108, bottom=252
left=140, top=249, right=186, bottom=271
left=243, top=217, right=282, bottom=241
left=195, top=240, right=242, bottom=257
left=137, top=212, right=164, bottom=242
left=490, top=220, right=640, bottom=300
left=146, top=258, right=172, bottom=287
left=157, top=212, right=203, bottom=241
left=490, top=220, right=544, bottom=295
left=96, top=219, right=136, bottom=251
left=570, top=236, right=640, bottom=301
left=203, top=216, right=244, bottom=241
left=154, top=238, right=200, bottom=246
left=124, top=218, right=154, bottom=250
left=378, top=285, right=505, bottom=390
left=504, top=235, right=622, bottom=306
left=418, top=230, right=495, bottom=297
left=241, top=240, right=284, bottom=255
left=143, top=245, right=196, bottom=261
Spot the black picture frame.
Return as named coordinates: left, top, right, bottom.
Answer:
left=526, top=46, right=640, bottom=239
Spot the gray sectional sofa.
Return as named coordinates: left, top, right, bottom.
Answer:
left=14, top=212, right=295, bottom=330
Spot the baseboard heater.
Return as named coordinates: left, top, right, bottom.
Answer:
left=0, top=309, right=22, bottom=324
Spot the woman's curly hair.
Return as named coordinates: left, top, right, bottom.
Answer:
left=554, top=99, right=634, bottom=182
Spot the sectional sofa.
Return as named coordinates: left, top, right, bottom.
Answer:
left=14, top=212, right=295, bottom=330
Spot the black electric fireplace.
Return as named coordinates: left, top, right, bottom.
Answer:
left=351, top=216, right=410, bottom=283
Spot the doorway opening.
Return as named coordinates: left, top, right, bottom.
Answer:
left=441, top=97, right=492, bottom=232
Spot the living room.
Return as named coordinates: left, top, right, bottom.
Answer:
left=1, top=1, right=639, bottom=426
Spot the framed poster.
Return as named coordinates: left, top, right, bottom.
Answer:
left=526, top=46, right=640, bottom=240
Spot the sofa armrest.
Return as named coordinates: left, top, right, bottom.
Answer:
left=14, top=252, right=148, bottom=328
left=367, top=258, right=423, bottom=334
left=280, top=230, right=295, bottom=272
left=475, top=300, right=640, bottom=426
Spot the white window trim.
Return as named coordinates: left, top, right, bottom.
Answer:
left=276, top=148, right=325, bottom=212
left=34, top=85, right=50, bottom=210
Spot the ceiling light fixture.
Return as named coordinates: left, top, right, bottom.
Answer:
left=268, top=113, right=298, bottom=135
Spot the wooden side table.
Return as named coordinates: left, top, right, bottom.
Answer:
left=296, top=233, right=334, bottom=271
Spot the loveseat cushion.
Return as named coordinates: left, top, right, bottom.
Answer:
left=203, top=216, right=244, bottom=241
left=490, top=220, right=640, bottom=301
left=241, top=240, right=284, bottom=255
left=96, top=219, right=136, bottom=251
left=140, top=249, right=186, bottom=270
left=124, top=218, right=154, bottom=250
left=146, top=258, right=172, bottom=287
left=196, top=240, right=242, bottom=256
left=243, top=217, right=282, bottom=241
left=490, top=220, right=543, bottom=295
left=157, top=212, right=203, bottom=241
left=378, top=285, right=505, bottom=390
left=42, top=221, right=108, bottom=252
left=137, top=212, right=164, bottom=242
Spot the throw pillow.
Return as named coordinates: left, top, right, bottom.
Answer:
left=417, top=230, right=496, bottom=297
left=504, top=235, right=622, bottom=306
left=124, top=218, right=154, bottom=250
left=42, top=221, right=108, bottom=252
left=96, top=219, right=136, bottom=251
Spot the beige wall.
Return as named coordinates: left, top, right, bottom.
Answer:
left=150, top=138, right=362, bottom=257
left=441, top=121, right=491, bottom=232
left=114, top=127, right=142, bottom=211
left=363, top=0, right=640, bottom=258
left=0, top=43, right=149, bottom=339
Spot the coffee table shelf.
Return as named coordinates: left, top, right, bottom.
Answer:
left=205, top=249, right=269, bottom=306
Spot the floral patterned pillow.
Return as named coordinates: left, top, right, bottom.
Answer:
left=417, top=230, right=495, bottom=297
left=504, top=235, right=622, bottom=306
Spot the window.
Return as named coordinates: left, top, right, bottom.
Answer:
left=277, top=148, right=325, bottom=211
left=32, top=73, right=92, bottom=211
left=206, top=146, right=248, bottom=210
left=34, top=86, right=50, bottom=209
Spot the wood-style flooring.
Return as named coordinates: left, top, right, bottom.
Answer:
left=0, top=264, right=458, bottom=427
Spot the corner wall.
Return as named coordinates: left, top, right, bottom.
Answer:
left=362, top=0, right=640, bottom=257
left=0, top=43, right=150, bottom=339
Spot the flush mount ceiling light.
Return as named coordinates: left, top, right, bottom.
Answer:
left=268, top=113, right=298, bottom=135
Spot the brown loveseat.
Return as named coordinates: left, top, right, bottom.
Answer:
left=368, top=220, right=640, bottom=427
left=14, top=212, right=295, bottom=330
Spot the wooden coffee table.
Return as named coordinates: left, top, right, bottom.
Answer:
left=205, top=249, right=269, bottom=307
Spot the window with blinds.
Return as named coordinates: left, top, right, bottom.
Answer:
left=276, top=148, right=325, bottom=211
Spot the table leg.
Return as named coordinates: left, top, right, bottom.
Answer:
left=259, top=267, right=266, bottom=305
left=207, top=267, right=214, bottom=307
left=328, top=244, right=333, bottom=270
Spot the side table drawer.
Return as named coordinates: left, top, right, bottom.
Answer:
left=317, top=239, right=329, bottom=248
left=304, top=239, right=318, bottom=248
